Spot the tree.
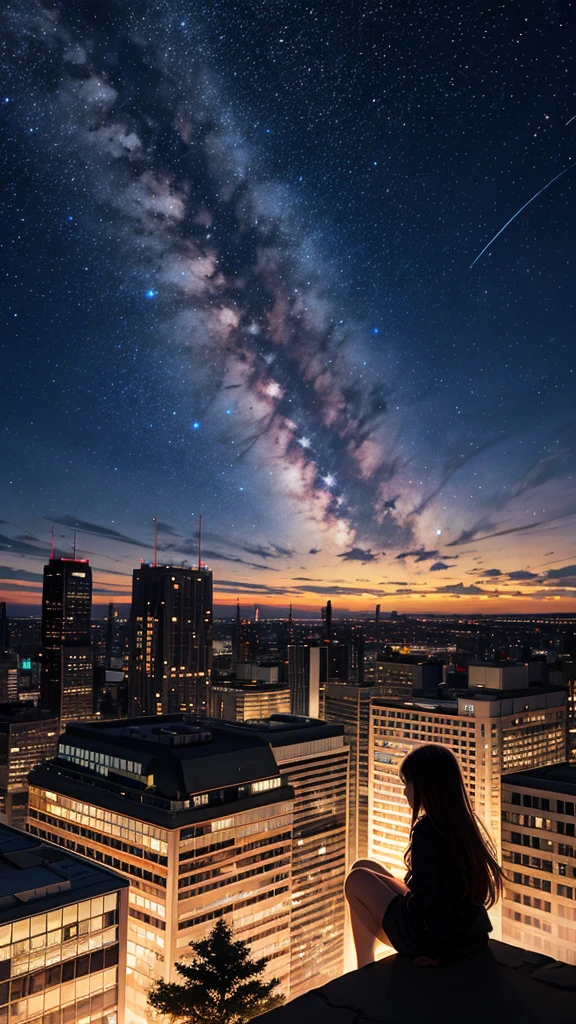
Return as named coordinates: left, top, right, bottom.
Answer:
left=147, top=918, right=285, bottom=1023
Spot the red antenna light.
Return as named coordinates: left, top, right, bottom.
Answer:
left=198, top=514, right=203, bottom=570
left=49, top=525, right=55, bottom=561
left=153, top=517, right=158, bottom=568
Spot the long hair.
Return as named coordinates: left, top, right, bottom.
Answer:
left=400, top=744, right=504, bottom=908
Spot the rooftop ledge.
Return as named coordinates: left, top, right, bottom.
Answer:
left=255, top=942, right=576, bottom=1024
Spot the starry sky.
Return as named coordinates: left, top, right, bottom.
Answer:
left=1, top=0, right=576, bottom=617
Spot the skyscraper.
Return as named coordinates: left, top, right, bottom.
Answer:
left=288, top=643, right=351, bottom=719
left=40, top=557, right=93, bottom=722
left=129, top=563, right=213, bottom=716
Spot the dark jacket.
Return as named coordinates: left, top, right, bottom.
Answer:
left=403, top=814, right=492, bottom=959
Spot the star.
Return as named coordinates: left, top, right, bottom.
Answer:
left=145, top=289, right=157, bottom=299
left=298, top=436, right=311, bottom=449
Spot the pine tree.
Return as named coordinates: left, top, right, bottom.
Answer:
left=147, top=918, right=285, bottom=1023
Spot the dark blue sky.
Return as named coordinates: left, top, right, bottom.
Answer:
left=1, top=1, right=575, bottom=614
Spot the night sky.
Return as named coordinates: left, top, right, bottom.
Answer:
left=1, top=1, right=576, bottom=616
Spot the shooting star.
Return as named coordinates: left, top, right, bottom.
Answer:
left=566, top=115, right=576, bottom=126
left=470, top=161, right=576, bottom=268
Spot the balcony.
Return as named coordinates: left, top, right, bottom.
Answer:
left=256, top=941, right=576, bottom=1023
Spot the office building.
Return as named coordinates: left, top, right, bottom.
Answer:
left=373, top=657, right=443, bottom=697
left=324, top=682, right=389, bottom=865
left=40, top=557, right=94, bottom=722
left=468, top=662, right=530, bottom=690
left=209, top=670, right=290, bottom=722
left=0, top=704, right=59, bottom=828
left=288, top=644, right=350, bottom=719
left=0, top=657, right=17, bottom=704
left=129, top=564, right=213, bottom=717
left=0, top=822, right=127, bottom=1024
left=502, top=763, right=576, bottom=964
left=27, top=716, right=295, bottom=1024
left=369, top=687, right=567, bottom=884
left=0, top=604, right=8, bottom=652
left=222, top=715, right=349, bottom=998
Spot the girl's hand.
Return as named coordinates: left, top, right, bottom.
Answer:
left=412, top=956, right=441, bottom=968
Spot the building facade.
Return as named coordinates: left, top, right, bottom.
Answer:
left=129, top=565, right=213, bottom=717
left=27, top=716, right=295, bottom=1024
left=222, top=716, right=349, bottom=999
left=0, top=822, right=127, bottom=1024
left=324, top=682, right=389, bottom=866
left=209, top=681, right=290, bottom=722
left=40, top=557, right=93, bottom=722
left=369, top=688, right=567, bottom=892
left=0, top=704, right=59, bottom=828
left=372, top=658, right=443, bottom=697
left=502, top=764, right=576, bottom=964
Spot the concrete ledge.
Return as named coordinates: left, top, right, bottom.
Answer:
left=255, top=941, right=576, bottom=1024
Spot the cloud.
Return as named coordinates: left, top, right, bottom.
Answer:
left=0, top=534, right=46, bottom=557
left=186, top=547, right=279, bottom=572
left=409, top=434, right=508, bottom=516
left=337, top=547, right=380, bottom=563
left=435, top=582, right=488, bottom=596
left=309, top=548, right=321, bottom=554
left=240, top=543, right=294, bottom=560
left=429, top=562, right=450, bottom=571
left=396, top=548, right=439, bottom=563
left=481, top=568, right=502, bottom=577
left=507, top=570, right=539, bottom=581
left=44, top=515, right=145, bottom=548
left=0, top=566, right=44, bottom=582
left=545, top=564, right=576, bottom=579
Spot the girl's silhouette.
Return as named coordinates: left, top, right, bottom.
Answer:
left=345, top=743, right=504, bottom=968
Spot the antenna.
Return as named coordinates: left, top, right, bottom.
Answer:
left=73, top=531, right=77, bottom=560
left=198, top=514, right=203, bottom=570
left=49, top=525, right=55, bottom=561
left=153, top=517, right=158, bottom=567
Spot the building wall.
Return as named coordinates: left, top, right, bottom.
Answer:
left=369, top=694, right=566, bottom=939
left=273, top=735, right=348, bottom=998
left=324, top=684, right=387, bottom=866
left=209, top=686, right=290, bottom=722
left=0, top=888, right=126, bottom=1024
left=502, top=780, right=576, bottom=964
left=27, top=784, right=294, bottom=1024
left=0, top=716, right=59, bottom=828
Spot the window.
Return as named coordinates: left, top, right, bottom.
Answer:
left=557, top=885, right=574, bottom=900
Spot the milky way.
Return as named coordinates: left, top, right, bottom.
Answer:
left=3, top=1, right=413, bottom=553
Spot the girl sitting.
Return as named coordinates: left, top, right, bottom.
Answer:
left=345, top=743, right=504, bottom=968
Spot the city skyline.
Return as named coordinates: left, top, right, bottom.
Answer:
left=2, top=3, right=576, bottom=616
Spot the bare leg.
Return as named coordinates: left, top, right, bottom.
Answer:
left=350, top=858, right=395, bottom=877
left=345, top=868, right=406, bottom=969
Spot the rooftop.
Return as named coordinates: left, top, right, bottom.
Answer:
left=255, top=941, right=576, bottom=1024
left=29, top=714, right=298, bottom=827
left=503, top=761, right=576, bottom=796
left=0, top=822, right=127, bottom=923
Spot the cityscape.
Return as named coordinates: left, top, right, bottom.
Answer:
left=0, top=552, right=575, bottom=1021
left=2, top=1, right=576, bottom=1023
